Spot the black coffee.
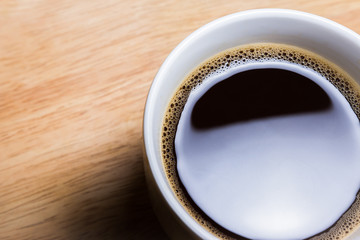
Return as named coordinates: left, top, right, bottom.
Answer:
left=161, top=43, right=360, bottom=240
left=191, top=68, right=331, bottom=129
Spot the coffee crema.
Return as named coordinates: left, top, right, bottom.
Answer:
left=161, top=43, right=360, bottom=239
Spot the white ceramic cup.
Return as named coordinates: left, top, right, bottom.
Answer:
left=143, top=9, right=360, bottom=239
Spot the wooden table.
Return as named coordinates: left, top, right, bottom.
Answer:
left=1, top=1, right=360, bottom=239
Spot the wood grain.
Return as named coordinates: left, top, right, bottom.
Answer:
left=1, top=0, right=360, bottom=239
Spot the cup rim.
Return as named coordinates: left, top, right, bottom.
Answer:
left=143, top=8, right=360, bottom=239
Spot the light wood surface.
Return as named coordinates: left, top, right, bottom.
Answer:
left=1, top=1, right=360, bottom=239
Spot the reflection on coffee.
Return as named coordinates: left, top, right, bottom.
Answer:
left=161, top=43, right=360, bottom=239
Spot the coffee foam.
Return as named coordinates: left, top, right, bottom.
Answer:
left=161, top=43, right=360, bottom=239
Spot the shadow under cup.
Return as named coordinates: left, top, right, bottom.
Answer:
left=143, top=9, right=360, bottom=240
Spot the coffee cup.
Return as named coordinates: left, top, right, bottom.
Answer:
left=143, top=9, right=360, bottom=239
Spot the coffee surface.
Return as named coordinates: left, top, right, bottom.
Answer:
left=161, top=43, right=360, bottom=239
